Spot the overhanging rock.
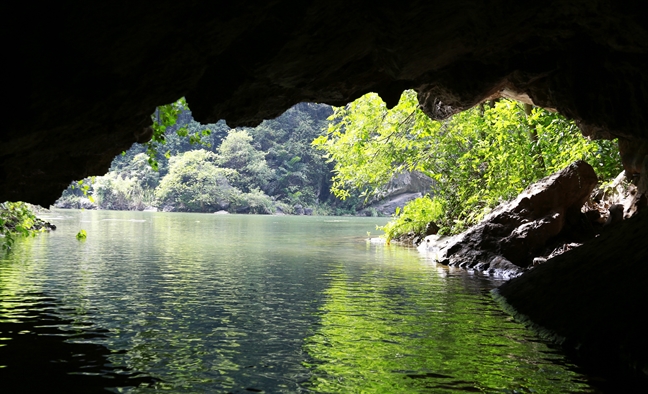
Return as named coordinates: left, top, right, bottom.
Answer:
left=3, top=1, right=648, bottom=204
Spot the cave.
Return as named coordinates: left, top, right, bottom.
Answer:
left=4, top=0, right=647, bottom=383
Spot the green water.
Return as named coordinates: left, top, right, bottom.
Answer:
left=0, top=210, right=596, bottom=392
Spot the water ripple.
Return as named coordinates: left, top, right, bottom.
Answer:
left=1, top=211, right=602, bottom=392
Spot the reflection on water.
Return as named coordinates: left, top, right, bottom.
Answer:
left=303, top=265, right=589, bottom=393
left=0, top=210, right=600, bottom=392
left=0, top=293, right=157, bottom=393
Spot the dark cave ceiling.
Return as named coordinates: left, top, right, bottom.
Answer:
left=3, top=0, right=648, bottom=205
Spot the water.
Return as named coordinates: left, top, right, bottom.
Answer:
left=1, top=210, right=597, bottom=393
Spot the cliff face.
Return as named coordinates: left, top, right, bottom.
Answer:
left=3, top=1, right=648, bottom=205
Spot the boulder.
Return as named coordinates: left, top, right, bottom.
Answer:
left=419, top=160, right=598, bottom=274
left=364, top=192, right=423, bottom=216
left=496, top=209, right=648, bottom=382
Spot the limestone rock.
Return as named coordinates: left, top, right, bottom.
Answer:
left=420, top=160, right=598, bottom=272
left=362, top=171, right=434, bottom=215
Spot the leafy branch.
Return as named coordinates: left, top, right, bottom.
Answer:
left=0, top=202, right=52, bottom=251
left=316, top=90, right=623, bottom=238
left=145, top=97, right=213, bottom=170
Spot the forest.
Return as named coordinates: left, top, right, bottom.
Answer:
left=54, top=102, right=363, bottom=216
left=315, top=91, right=621, bottom=239
left=3, top=91, right=622, bottom=248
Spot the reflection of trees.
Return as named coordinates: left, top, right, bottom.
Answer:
left=304, top=263, right=589, bottom=393
left=3, top=211, right=589, bottom=393
left=86, top=212, right=331, bottom=391
left=2, top=211, right=395, bottom=392
left=0, top=293, right=157, bottom=393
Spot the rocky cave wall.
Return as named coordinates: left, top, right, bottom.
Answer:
left=3, top=0, right=648, bottom=205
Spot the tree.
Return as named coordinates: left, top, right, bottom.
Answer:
left=315, top=90, right=622, bottom=236
left=248, top=103, right=334, bottom=206
left=217, top=130, right=274, bottom=192
left=155, top=150, right=239, bottom=212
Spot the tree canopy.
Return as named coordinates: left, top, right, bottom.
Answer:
left=56, top=102, right=363, bottom=215
left=314, top=90, right=622, bottom=237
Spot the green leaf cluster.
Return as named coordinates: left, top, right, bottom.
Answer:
left=380, top=196, right=444, bottom=241
left=147, top=98, right=189, bottom=170
left=76, top=229, right=87, bottom=240
left=315, top=91, right=622, bottom=238
left=0, top=202, right=48, bottom=251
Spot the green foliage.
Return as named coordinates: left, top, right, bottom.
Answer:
left=0, top=202, right=47, bottom=251
left=155, top=150, right=240, bottom=212
left=145, top=97, right=224, bottom=171
left=380, top=196, right=444, bottom=242
left=316, top=91, right=623, bottom=236
left=313, top=91, right=420, bottom=200
left=250, top=103, right=334, bottom=206
left=228, top=188, right=276, bottom=214
left=217, top=130, right=274, bottom=192
left=76, top=229, right=87, bottom=240
left=147, top=98, right=190, bottom=170
left=57, top=102, right=342, bottom=214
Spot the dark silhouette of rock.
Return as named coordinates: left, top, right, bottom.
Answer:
left=424, top=221, right=439, bottom=236
left=3, top=1, right=648, bottom=205
left=496, top=208, right=648, bottom=385
left=420, top=161, right=598, bottom=272
left=604, top=203, right=624, bottom=227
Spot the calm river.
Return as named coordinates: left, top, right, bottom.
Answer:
left=1, top=210, right=600, bottom=393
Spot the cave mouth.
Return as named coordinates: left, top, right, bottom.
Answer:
left=2, top=0, right=647, bottom=386
left=50, top=89, right=626, bottom=229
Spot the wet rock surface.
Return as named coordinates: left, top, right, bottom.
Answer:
left=419, top=161, right=598, bottom=275
left=4, top=1, right=648, bottom=205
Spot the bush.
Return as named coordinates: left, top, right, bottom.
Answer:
left=1, top=202, right=50, bottom=251
left=229, top=189, right=275, bottom=214
left=155, top=150, right=240, bottom=212
left=93, top=173, right=152, bottom=211
left=380, top=196, right=444, bottom=241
